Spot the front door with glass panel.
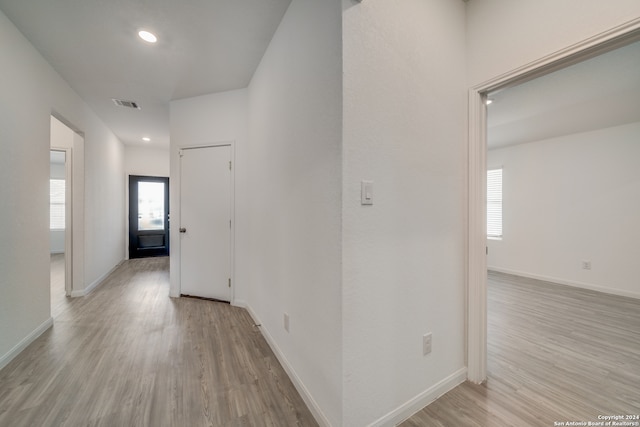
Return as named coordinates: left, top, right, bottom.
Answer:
left=129, top=175, right=169, bottom=258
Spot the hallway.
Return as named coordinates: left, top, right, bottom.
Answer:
left=0, top=257, right=317, bottom=426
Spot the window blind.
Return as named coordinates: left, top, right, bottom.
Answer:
left=487, top=168, right=502, bottom=239
left=50, top=179, right=65, bottom=230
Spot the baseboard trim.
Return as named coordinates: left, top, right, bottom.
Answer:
left=71, top=260, right=124, bottom=297
left=0, top=317, right=53, bottom=371
left=244, top=305, right=332, bottom=427
left=231, top=299, right=247, bottom=309
left=369, top=367, right=468, bottom=427
left=488, top=266, right=640, bottom=300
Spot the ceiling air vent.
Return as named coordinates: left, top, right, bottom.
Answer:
left=112, top=99, right=140, bottom=109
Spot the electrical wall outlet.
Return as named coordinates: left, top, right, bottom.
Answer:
left=284, top=313, right=290, bottom=332
left=423, top=333, right=432, bottom=356
left=581, top=260, right=592, bottom=270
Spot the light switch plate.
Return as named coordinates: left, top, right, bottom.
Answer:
left=423, top=333, right=432, bottom=356
left=361, top=180, right=373, bottom=205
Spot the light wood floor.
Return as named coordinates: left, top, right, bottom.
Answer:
left=1, top=257, right=317, bottom=427
left=401, top=271, right=640, bottom=426
left=50, top=253, right=70, bottom=318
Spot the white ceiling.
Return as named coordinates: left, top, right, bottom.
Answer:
left=488, top=40, right=640, bottom=150
left=0, top=0, right=292, bottom=148
left=2, top=2, right=638, bottom=151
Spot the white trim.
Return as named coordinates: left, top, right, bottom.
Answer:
left=488, top=267, right=640, bottom=301
left=244, top=305, right=332, bottom=427
left=370, top=368, right=468, bottom=427
left=71, top=260, right=124, bottom=297
left=64, top=148, right=73, bottom=296
left=467, top=88, right=488, bottom=384
left=467, top=18, right=640, bottom=384
left=0, top=317, right=53, bottom=371
left=231, top=299, right=248, bottom=308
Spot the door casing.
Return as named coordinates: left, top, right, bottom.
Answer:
left=466, top=19, right=640, bottom=383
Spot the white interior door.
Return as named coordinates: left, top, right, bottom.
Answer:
left=180, top=145, right=231, bottom=301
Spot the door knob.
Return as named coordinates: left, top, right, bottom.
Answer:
left=179, top=227, right=187, bottom=233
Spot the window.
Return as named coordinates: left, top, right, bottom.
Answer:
left=487, top=168, right=502, bottom=239
left=50, top=179, right=65, bottom=229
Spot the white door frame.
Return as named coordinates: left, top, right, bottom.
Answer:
left=466, top=18, right=640, bottom=383
left=170, top=141, right=236, bottom=302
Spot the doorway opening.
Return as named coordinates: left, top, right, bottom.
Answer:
left=50, top=149, right=70, bottom=315
left=50, top=114, right=85, bottom=302
left=467, top=21, right=640, bottom=383
left=128, top=175, right=170, bottom=258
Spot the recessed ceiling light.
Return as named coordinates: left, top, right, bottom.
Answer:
left=142, top=137, right=151, bottom=142
left=138, top=30, right=157, bottom=44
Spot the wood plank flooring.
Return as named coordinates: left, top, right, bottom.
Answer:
left=1, top=257, right=317, bottom=427
left=401, top=271, right=640, bottom=426
left=50, top=253, right=70, bottom=318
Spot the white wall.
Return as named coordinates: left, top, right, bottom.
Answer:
left=124, top=146, right=170, bottom=178
left=50, top=162, right=65, bottom=179
left=83, top=124, right=124, bottom=293
left=488, top=122, right=640, bottom=299
left=466, top=0, right=640, bottom=86
left=247, top=0, right=343, bottom=424
left=169, top=88, right=249, bottom=301
left=0, top=9, right=124, bottom=368
left=342, top=1, right=467, bottom=425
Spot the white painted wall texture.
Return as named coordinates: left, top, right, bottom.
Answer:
left=342, top=0, right=467, bottom=424
left=247, top=1, right=343, bottom=424
left=466, top=0, right=640, bottom=86
left=124, top=146, right=170, bottom=178
left=0, top=9, right=124, bottom=367
left=488, top=122, right=640, bottom=299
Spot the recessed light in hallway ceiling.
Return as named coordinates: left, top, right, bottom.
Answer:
left=138, top=30, right=157, bottom=44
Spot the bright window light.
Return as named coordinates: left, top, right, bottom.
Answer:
left=487, top=168, right=502, bottom=239
left=50, top=179, right=65, bottom=230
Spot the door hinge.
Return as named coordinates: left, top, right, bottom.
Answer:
left=486, top=246, right=489, bottom=255
left=229, top=161, right=232, bottom=170
left=228, top=278, right=231, bottom=288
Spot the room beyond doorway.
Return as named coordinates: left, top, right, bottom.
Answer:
left=466, top=22, right=640, bottom=383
